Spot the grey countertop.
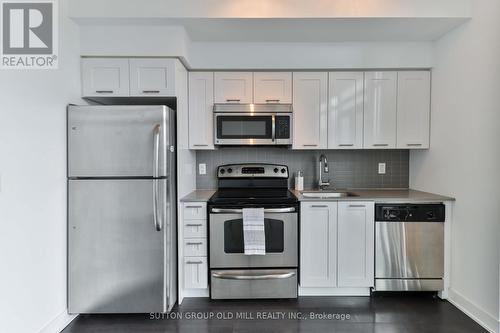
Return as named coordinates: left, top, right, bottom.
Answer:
left=180, top=188, right=454, bottom=203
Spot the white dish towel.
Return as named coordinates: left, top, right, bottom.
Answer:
left=242, top=208, right=266, bottom=255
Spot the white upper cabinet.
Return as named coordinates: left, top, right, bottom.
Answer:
left=300, top=202, right=337, bottom=287
left=188, top=72, right=214, bottom=150
left=328, top=72, right=364, bottom=149
left=397, top=71, right=431, bottom=149
left=363, top=71, right=398, bottom=149
left=293, top=72, right=328, bottom=150
left=253, top=72, right=292, bottom=104
left=129, top=58, right=176, bottom=96
left=337, top=202, right=374, bottom=288
left=82, top=58, right=130, bottom=97
left=214, top=72, right=253, bottom=104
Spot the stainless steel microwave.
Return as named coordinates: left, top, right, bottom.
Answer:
left=214, top=104, right=293, bottom=146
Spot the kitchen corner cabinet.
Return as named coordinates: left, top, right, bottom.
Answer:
left=293, top=72, right=328, bottom=150
left=214, top=72, right=253, bottom=104
left=253, top=72, right=292, bottom=104
left=300, top=201, right=374, bottom=289
left=129, top=58, right=176, bottom=96
left=337, top=202, right=374, bottom=287
left=188, top=72, right=215, bottom=149
left=397, top=71, right=431, bottom=149
left=300, top=202, right=337, bottom=287
left=363, top=71, right=398, bottom=149
left=82, top=58, right=130, bottom=97
left=328, top=72, right=364, bottom=149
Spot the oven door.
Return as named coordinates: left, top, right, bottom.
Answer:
left=209, top=207, right=298, bottom=268
left=214, top=113, right=293, bottom=145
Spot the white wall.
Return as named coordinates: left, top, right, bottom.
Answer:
left=410, top=0, right=500, bottom=331
left=0, top=0, right=82, bottom=332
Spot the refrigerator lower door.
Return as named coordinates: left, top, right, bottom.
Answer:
left=69, top=179, right=173, bottom=313
left=68, top=105, right=172, bottom=178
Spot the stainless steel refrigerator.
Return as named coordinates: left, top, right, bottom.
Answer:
left=67, top=105, right=176, bottom=313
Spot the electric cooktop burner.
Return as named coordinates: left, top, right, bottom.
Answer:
left=208, top=163, right=298, bottom=207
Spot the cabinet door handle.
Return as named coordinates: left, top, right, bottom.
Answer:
left=406, top=143, right=422, bottom=147
left=186, top=261, right=203, bottom=265
left=338, top=144, right=354, bottom=147
left=303, top=144, right=318, bottom=147
left=185, top=205, right=203, bottom=208
left=311, top=205, right=328, bottom=208
left=185, top=223, right=203, bottom=227
left=142, top=90, right=160, bottom=94
left=95, top=90, right=113, bottom=94
left=226, top=99, right=240, bottom=102
left=193, top=144, right=209, bottom=147
left=349, top=204, right=366, bottom=208
left=186, top=242, right=203, bottom=245
left=265, top=99, right=280, bottom=103
left=373, top=143, right=389, bottom=147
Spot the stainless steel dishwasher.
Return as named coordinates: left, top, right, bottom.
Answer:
left=374, top=203, right=445, bottom=291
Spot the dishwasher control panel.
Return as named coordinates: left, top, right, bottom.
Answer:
left=375, top=203, right=445, bottom=222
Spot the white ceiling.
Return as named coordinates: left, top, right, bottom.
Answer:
left=75, top=17, right=469, bottom=42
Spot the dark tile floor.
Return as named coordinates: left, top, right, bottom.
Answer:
left=62, top=294, right=488, bottom=333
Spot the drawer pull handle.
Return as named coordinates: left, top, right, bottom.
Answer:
left=186, top=261, right=203, bottom=264
left=265, top=99, right=280, bottom=103
left=95, top=90, right=113, bottom=94
left=311, top=205, right=328, bottom=208
left=349, top=205, right=366, bottom=208
left=338, top=144, right=354, bottom=147
left=373, top=143, right=389, bottom=147
left=406, top=143, right=422, bottom=147
left=186, top=205, right=203, bottom=208
left=193, top=144, right=209, bottom=147
left=302, top=144, right=318, bottom=147
left=186, top=223, right=203, bottom=227
left=142, top=90, right=160, bottom=94
left=226, top=99, right=241, bottom=102
left=186, top=242, right=203, bottom=245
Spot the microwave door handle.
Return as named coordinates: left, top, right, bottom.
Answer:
left=153, top=124, right=162, bottom=232
left=271, top=114, right=276, bottom=142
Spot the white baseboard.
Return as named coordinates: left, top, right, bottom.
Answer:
left=299, top=287, right=370, bottom=296
left=182, top=288, right=209, bottom=298
left=448, top=288, right=499, bottom=333
left=38, top=310, right=78, bottom=333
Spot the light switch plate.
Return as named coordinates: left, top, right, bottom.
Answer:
left=198, top=163, right=207, bottom=175
left=378, top=163, right=386, bottom=174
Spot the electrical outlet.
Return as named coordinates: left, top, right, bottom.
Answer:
left=378, top=163, right=386, bottom=175
left=198, top=163, right=207, bottom=175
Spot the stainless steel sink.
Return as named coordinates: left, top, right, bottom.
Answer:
left=301, top=191, right=358, bottom=198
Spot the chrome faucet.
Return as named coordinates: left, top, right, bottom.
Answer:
left=318, top=154, right=330, bottom=190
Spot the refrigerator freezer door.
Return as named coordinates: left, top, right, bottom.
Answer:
left=68, top=105, right=171, bottom=178
left=68, top=179, right=172, bottom=313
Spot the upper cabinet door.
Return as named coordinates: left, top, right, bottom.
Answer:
left=363, top=72, right=397, bottom=149
left=82, top=58, right=130, bottom=97
left=300, top=202, right=337, bottom=287
left=292, top=72, right=328, bottom=150
left=397, top=71, right=431, bottom=149
left=214, top=72, right=253, bottom=103
left=328, top=72, right=364, bottom=149
left=129, top=58, right=176, bottom=97
left=337, top=201, right=374, bottom=288
left=188, top=72, right=214, bottom=150
left=253, top=72, right=292, bottom=104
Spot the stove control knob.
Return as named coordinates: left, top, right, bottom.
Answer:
left=281, top=168, right=286, bottom=174
left=220, top=168, right=225, bottom=174
left=227, top=168, right=233, bottom=173
left=274, top=168, right=279, bottom=173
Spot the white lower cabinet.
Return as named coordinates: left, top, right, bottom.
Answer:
left=300, top=202, right=337, bottom=287
left=182, top=202, right=208, bottom=290
left=337, top=202, right=374, bottom=287
left=300, top=201, right=374, bottom=291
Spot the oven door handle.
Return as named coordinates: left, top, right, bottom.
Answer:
left=212, top=271, right=296, bottom=280
left=210, top=207, right=296, bottom=214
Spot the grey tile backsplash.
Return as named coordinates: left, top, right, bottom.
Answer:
left=196, top=148, right=409, bottom=190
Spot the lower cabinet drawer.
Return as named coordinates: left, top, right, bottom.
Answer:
left=184, top=257, right=208, bottom=289
left=210, top=269, right=298, bottom=299
left=183, top=220, right=207, bottom=238
left=183, top=238, right=207, bottom=257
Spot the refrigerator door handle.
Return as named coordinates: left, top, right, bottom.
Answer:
left=153, top=124, right=162, bottom=232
